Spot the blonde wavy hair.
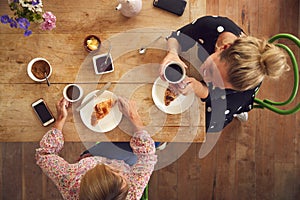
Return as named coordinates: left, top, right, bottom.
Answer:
left=220, top=36, right=289, bottom=91
left=79, top=164, right=129, bottom=200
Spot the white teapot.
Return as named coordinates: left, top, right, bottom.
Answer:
left=116, top=0, right=142, bottom=17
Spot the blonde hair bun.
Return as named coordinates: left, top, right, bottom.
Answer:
left=259, top=40, right=289, bottom=78
left=220, top=36, right=289, bottom=91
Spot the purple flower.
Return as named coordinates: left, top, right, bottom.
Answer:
left=32, top=0, right=40, bottom=6
left=40, top=12, right=56, bottom=30
left=1, top=1, right=55, bottom=37
left=9, top=18, right=17, bottom=28
left=24, top=29, right=32, bottom=37
left=1, top=15, right=10, bottom=24
left=1, top=15, right=18, bottom=28
left=16, top=17, right=30, bottom=30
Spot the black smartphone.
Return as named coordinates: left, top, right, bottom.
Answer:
left=153, top=0, right=187, bottom=16
left=32, top=99, right=55, bottom=127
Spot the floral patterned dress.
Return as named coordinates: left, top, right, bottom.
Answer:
left=36, top=128, right=157, bottom=200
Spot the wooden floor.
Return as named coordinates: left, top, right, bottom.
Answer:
left=0, top=0, right=299, bottom=199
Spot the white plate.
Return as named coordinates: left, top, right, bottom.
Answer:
left=79, top=90, right=122, bottom=132
left=152, top=77, right=195, bottom=114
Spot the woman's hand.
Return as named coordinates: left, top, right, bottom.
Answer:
left=117, top=97, right=143, bottom=132
left=175, top=76, right=209, bottom=99
left=53, top=97, right=70, bottom=131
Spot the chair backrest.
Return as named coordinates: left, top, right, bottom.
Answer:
left=254, top=33, right=300, bottom=115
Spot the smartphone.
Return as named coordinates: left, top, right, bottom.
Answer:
left=32, top=99, right=55, bottom=126
left=153, top=0, right=187, bottom=16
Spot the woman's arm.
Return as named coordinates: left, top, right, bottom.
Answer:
left=117, top=97, right=157, bottom=199
left=36, top=98, right=69, bottom=156
left=35, top=98, right=74, bottom=195
left=129, top=130, right=157, bottom=199
left=35, top=128, right=72, bottom=193
left=53, top=97, right=70, bottom=131
left=35, top=98, right=70, bottom=157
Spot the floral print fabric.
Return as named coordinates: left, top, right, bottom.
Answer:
left=36, top=128, right=157, bottom=200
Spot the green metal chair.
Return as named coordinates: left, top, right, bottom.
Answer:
left=140, top=184, right=149, bottom=200
left=253, top=33, right=300, bottom=115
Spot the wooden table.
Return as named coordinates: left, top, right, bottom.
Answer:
left=0, top=1, right=206, bottom=143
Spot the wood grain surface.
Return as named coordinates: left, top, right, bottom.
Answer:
left=0, top=1, right=205, bottom=142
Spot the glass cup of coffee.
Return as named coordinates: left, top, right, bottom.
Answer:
left=63, top=84, right=83, bottom=103
left=163, top=61, right=186, bottom=84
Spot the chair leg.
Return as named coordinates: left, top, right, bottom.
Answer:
left=140, top=184, right=149, bottom=200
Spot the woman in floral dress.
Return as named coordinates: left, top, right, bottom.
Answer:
left=36, top=97, right=157, bottom=200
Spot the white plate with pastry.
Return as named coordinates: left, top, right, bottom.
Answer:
left=152, top=77, right=195, bottom=114
left=79, top=90, right=122, bottom=132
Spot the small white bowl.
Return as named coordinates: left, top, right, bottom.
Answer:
left=27, top=57, right=52, bottom=82
left=63, top=84, right=83, bottom=103
left=92, top=53, right=114, bottom=75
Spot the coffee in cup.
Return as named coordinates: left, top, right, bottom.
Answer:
left=163, top=62, right=186, bottom=84
left=27, top=57, right=52, bottom=82
left=63, top=84, right=83, bottom=102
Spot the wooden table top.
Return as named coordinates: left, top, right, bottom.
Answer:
left=0, top=0, right=206, bottom=142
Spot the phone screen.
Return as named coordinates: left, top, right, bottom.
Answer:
left=32, top=99, right=55, bottom=126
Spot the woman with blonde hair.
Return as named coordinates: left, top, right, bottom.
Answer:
left=160, top=15, right=288, bottom=132
left=79, top=164, right=128, bottom=200
left=36, top=97, right=157, bottom=200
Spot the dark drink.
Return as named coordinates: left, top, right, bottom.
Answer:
left=31, top=60, right=50, bottom=79
left=66, top=85, right=80, bottom=100
left=95, top=56, right=113, bottom=73
left=164, top=63, right=184, bottom=83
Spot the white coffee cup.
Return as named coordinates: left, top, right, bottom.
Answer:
left=27, top=57, right=52, bottom=82
left=63, top=84, right=83, bottom=103
left=163, top=61, right=186, bottom=84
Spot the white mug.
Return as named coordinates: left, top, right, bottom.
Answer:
left=27, top=57, right=52, bottom=82
left=163, top=61, right=186, bottom=84
left=63, top=84, right=83, bottom=103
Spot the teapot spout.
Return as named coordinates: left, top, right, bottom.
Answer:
left=116, top=3, right=122, bottom=10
